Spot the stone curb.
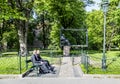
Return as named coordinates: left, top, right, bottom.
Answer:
left=0, top=74, right=22, bottom=79
left=82, top=74, right=120, bottom=79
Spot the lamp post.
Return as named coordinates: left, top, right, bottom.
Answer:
left=101, top=0, right=109, bottom=70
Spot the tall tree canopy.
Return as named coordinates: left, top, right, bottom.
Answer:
left=0, top=0, right=120, bottom=52
left=34, top=0, right=87, bottom=49
left=0, top=0, right=34, bottom=55
left=48, top=0, right=86, bottom=49
left=86, top=0, right=120, bottom=50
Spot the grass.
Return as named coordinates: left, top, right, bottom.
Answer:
left=88, top=50, right=120, bottom=58
left=0, top=55, right=28, bottom=74
left=0, top=51, right=61, bottom=74
left=81, top=50, right=120, bottom=74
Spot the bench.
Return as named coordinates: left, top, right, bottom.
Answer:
left=25, top=59, right=43, bottom=76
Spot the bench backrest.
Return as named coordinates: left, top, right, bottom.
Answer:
left=31, top=55, right=41, bottom=66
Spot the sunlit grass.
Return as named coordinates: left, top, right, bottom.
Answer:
left=81, top=50, right=120, bottom=74
left=0, top=51, right=61, bottom=74
left=88, top=51, right=120, bottom=57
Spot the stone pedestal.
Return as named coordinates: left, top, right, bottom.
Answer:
left=63, top=46, right=70, bottom=56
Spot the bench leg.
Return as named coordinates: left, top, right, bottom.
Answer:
left=34, top=66, right=40, bottom=76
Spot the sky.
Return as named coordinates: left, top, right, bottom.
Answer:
left=85, top=0, right=101, bottom=12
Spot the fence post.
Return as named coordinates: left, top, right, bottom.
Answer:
left=25, top=54, right=28, bottom=70
left=18, top=52, right=22, bottom=74
left=59, top=55, right=62, bottom=65
left=50, top=50, right=53, bottom=64
left=72, top=54, right=74, bottom=65
left=81, top=48, right=84, bottom=64
left=86, top=55, right=89, bottom=73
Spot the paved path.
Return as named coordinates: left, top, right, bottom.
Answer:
left=23, top=56, right=82, bottom=78
left=59, top=57, right=74, bottom=77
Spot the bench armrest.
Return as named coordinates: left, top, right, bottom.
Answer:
left=26, top=59, right=32, bottom=63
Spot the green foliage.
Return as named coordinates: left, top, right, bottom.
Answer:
left=2, top=30, right=16, bottom=42
left=86, top=0, right=120, bottom=50
left=0, top=0, right=34, bottom=51
left=48, top=22, right=61, bottom=50
left=1, top=26, right=18, bottom=49
left=47, top=0, right=86, bottom=49
left=0, top=0, right=120, bottom=51
left=48, top=0, right=86, bottom=28
left=80, top=64, right=88, bottom=73
left=86, top=10, right=103, bottom=50
left=106, top=0, right=120, bottom=50
left=0, top=0, right=26, bottom=21
left=33, top=0, right=86, bottom=49
left=27, top=31, right=34, bottom=46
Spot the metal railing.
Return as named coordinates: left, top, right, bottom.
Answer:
left=81, top=54, right=120, bottom=74
left=0, top=50, right=62, bottom=74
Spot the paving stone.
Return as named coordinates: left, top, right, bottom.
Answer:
left=59, top=57, right=74, bottom=77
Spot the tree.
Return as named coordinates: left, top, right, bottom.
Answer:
left=28, top=0, right=93, bottom=50
left=0, top=0, right=24, bottom=51
left=48, top=0, right=86, bottom=49
left=106, top=0, right=120, bottom=50
left=14, top=0, right=34, bottom=56
left=86, top=0, right=120, bottom=50
left=86, top=10, right=103, bottom=50
left=33, top=0, right=51, bottom=49
left=0, top=0, right=34, bottom=55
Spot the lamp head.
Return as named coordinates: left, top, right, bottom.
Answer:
left=102, top=0, right=109, bottom=13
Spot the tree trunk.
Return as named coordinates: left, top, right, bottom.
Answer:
left=42, top=13, right=46, bottom=49
left=8, top=0, right=33, bottom=55
left=18, top=20, right=27, bottom=56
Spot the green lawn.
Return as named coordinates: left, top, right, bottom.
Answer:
left=0, top=51, right=61, bottom=74
left=81, top=50, right=120, bottom=74
left=88, top=50, right=120, bottom=58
